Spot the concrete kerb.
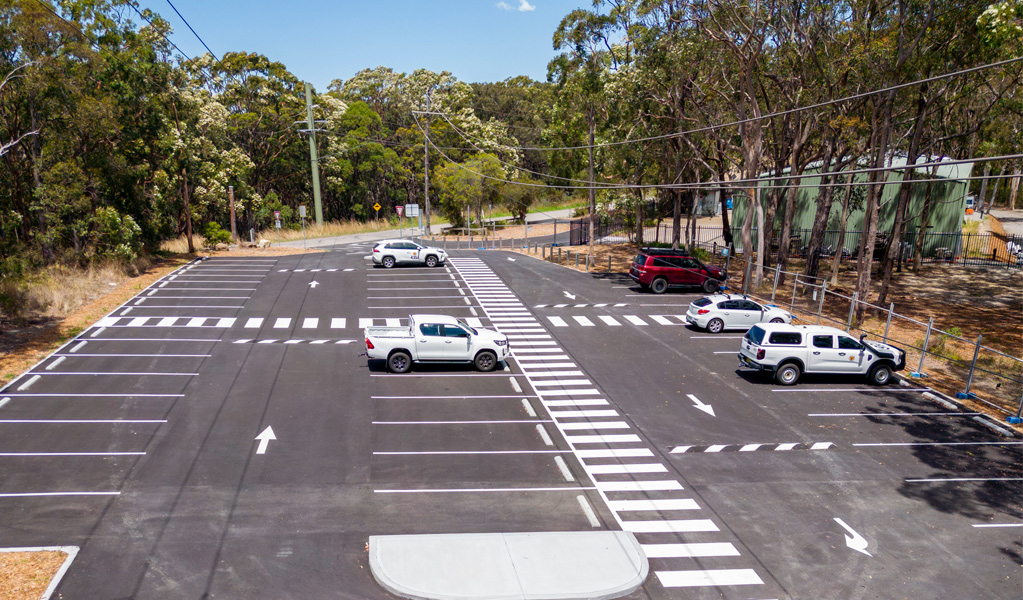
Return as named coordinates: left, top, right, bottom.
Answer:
left=369, top=531, right=648, bottom=600
left=892, top=373, right=1017, bottom=437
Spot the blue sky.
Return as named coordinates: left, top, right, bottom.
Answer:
left=148, top=0, right=590, bottom=91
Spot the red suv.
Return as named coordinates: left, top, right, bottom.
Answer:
left=628, top=248, right=726, bottom=294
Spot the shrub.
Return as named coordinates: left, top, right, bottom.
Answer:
left=202, top=223, right=232, bottom=248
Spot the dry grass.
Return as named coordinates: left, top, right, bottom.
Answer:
left=0, top=550, right=67, bottom=600
left=0, top=261, right=147, bottom=322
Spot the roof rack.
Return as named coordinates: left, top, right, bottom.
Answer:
left=638, top=247, right=690, bottom=256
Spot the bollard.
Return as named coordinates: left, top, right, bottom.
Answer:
left=816, top=280, right=827, bottom=325
left=883, top=302, right=894, bottom=342
left=575, top=253, right=579, bottom=268
left=1011, top=389, right=1023, bottom=424
left=956, top=334, right=983, bottom=399
left=542, top=246, right=546, bottom=259
left=772, top=268, right=781, bottom=302
left=913, top=317, right=934, bottom=377
left=608, top=255, right=612, bottom=273
left=847, top=292, right=858, bottom=331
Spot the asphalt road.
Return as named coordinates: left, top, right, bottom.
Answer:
left=0, top=241, right=1019, bottom=599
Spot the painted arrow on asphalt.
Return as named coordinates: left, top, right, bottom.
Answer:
left=507, top=257, right=516, bottom=261
left=563, top=291, right=576, bottom=300
left=254, top=426, right=276, bottom=455
left=686, top=394, right=716, bottom=417
left=309, top=281, right=319, bottom=288
left=834, top=518, right=871, bottom=556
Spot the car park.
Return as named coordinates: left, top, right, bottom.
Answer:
left=628, top=247, right=726, bottom=294
left=364, top=314, right=510, bottom=373
left=371, top=239, right=448, bottom=268
left=686, top=294, right=794, bottom=333
left=737, top=323, right=906, bottom=385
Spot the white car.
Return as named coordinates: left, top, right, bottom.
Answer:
left=686, top=294, right=794, bottom=333
left=371, top=239, right=447, bottom=268
left=365, top=314, right=510, bottom=373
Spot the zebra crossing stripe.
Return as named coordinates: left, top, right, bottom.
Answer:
left=608, top=499, right=699, bottom=511
left=642, top=543, right=739, bottom=558
left=671, top=442, right=835, bottom=453
left=245, top=318, right=263, bottom=328
left=621, top=520, right=718, bottom=533
left=598, top=316, right=621, bottom=326
left=331, top=318, right=346, bottom=329
left=655, top=569, right=763, bottom=588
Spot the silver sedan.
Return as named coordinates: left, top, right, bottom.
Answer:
left=685, top=294, right=794, bottom=333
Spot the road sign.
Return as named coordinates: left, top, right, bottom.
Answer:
left=405, top=203, right=420, bottom=217
left=274, top=211, right=281, bottom=220
left=275, top=220, right=281, bottom=229
left=299, top=205, right=306, bottom=218
left=396, top=206, right=404, bottom=217
left=373, top=202, right=381, bottom=211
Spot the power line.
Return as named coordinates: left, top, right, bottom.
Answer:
left=164, top=0, right=221, bottom=65
left=416, top=54, right=1023, bottom=153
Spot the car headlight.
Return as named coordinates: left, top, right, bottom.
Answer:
left=495, top=339, right=508, bottom=346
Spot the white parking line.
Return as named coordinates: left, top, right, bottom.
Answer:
left=642, top=543, right=739, bottom=558
left=593, top=480, right=682, bottom=491
left=598, top=316, right=621, bottom=326
left=374, top=487, right=595, bottom=493
left=656, top=569, right=763, bottom=588
left=0, top=419, right=166, bottom=423
left=609, top=499, right=699, bottom=511
left=0, top=491, right=120, bottom=498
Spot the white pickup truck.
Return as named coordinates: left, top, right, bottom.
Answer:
left=738, top=323, right=906, bottom=385
left=364, top=314, right=510, bottom=373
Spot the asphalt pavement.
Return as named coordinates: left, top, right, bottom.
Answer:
left=0, top=236, right=1019, bottom=599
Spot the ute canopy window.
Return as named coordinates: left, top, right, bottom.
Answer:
left=768, top=332, right=802, bottom=345
left=745, top=325, right=767, bottom=344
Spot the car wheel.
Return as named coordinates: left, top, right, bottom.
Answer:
left=770, top=317, right=785, bottom=323
left=387, top=351, right=412, bottom=373
left=382, top=256, right=396, bottom=268
left=651, top=278, right=669, bottom=294
left=775, top=362, right=801, bottom=385
left=425, top=255, right=438, bottom=268
left=702, top=278, right=720, bottom=293
left=474, top=350, right=498, bottom=372
left=707, top=318, right=725, bottom=334
left=868, top=364, right=893, bottom=385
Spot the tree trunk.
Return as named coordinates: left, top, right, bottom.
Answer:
left=989, top=166, right=1005, bottom=210
left=912, top=164, right=940, bottom=273
left=976, top=163, right=990, bottom=215
left=1010, top=166, right=1021, bottom=210
left=634, top=188, right=644, bottom=244
left=183, top=167, right=194, bottom=254
left=671, top=188, right=682, bottom=250
left=830, top=173, right=856, bottom=287
left=804, top=139, right=838, bottom=279
left=855, top=95, right=895, bottom=321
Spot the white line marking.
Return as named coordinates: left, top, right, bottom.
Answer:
left=541, top=389, right=601, bottom=396
left=374, top=487, right=594, bottom=493
left=373, top=450, right=570, bottom=455
left=577, top=495, right=601, bottom=527
left=853, top=441, right=1023, bottom=447
left=623, top=315, right=647, bottom=325
left=518, top=363, right=577, bottom=369
left=905, top=477, right=1022, bottom=483
left=69, top=341, right=87, bottom=353
left=0, top=491, right=120, bottom=497
left=560, top=422, right=630, bottom=431
left=650, top=315, right=674, bottom=325
left=128, top=317, right=148, bottom=327
left=186, top=317, right=206, bottom=327
left=550, top=409, right=617, bottom=418
left=0, top=452, right=145, bottom=456
left=642, top=543, right=739, bottom=558
left=0, top=419, right=166, bottom=423
left=17, top=375, right=41, bottom=391
left=810, top=412, right=979, bottom=417
left=302, top=318, right=318, bottom=329
left=566, top=434, right=642, bottom=444
left=609, top=499, right=699, bottom=511
left=656, top=569, right=763, bottom=588
left=545, top=399, right=608, bottom=407
left=245, top=318, right=264, bottom=328
left=598, top=316, right=621, bottom=326
left=274, top=318, right=291, bottom=329
left=358, top=318, right=373, bottom=329
left=531, top=380, right=592, bottom=387
left=46, top=357, right=65, bottom=371
left=595, top=481, right=683, bottom=492
left=509, top=377, right=522, bottom=393
left=554, top=456, right=575, bottom=481
left=514, top=355, right=570, bottom=361
left=0, top=398, right=9, bottom=409
left=372, top=420, right=550, bottom=425
left=90, top=327, right=107, bottom=338
left=548, top=316, right=568, bottom=327
left=972, top=523, right=1023, bottom=528
left=780, top=388, right=932, bottom=393
left=575, top=448, right=653, bottom=458
left=330, top=318, right=346, bottom=329
left=587, top=463, right=668, bottom=475
left=521, top=399, right=537, bottom=417
left=536, top=424, right=554, bottom=446
left=572, top=316, right=595, bottom=326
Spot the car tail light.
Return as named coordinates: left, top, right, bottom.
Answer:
left=697, top=309, right=710, bottom=315
left=366, top=338, right=374, bottom=349
left=373, top=247, right=380, bottom=252
left=756, top=349, right=765, bottom=360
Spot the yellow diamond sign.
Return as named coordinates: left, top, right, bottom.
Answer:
left=373, top=202, right=381, bottom=211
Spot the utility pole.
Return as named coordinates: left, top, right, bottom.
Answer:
left=300, top=82, right=324, bottom=226
left=228, top=185, right=236, bottom=241
left=424, top=87, right=434, bottom=233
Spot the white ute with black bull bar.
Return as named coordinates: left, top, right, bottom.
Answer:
left=364, top=314, right=510, bottom=373
left=738, top=323, right=906, bottom=385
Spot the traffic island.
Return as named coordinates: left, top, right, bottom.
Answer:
left=369, top=531, right=648, bottom=600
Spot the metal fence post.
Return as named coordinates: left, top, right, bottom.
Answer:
left=790, top=274, right=799, bottom=312
left=771, top=268, right=781, bottom=302
left=956, top=334, right=983, bottom=399
left=913, top=317, right=934, bottom=377
left=575, top=252, right=579, bottom=268
left=847, top=291, right=858, bottom=331
left=883, top=302, right=894, bottom=343
left=816, top=280, right=827, bottom=324
left=608, top=255, right=612, bottom=273
left=542, top=246, right=546, bottom=259
left=1011, top=389, right=1023, bottom=424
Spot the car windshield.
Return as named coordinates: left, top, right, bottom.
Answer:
left=692, top=298, right=713, bottom=307
left=745, top=325, right=766, bottom=344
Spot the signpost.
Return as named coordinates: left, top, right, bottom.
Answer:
left=373, top=202, right=381, bottom=219
left=274, top=211, right=281, bottom=245
left=405, top=204, right=420, bottom=235
left=396, top=205, right=404, bottom=238
left=299, top=205, right=306, bottom=247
